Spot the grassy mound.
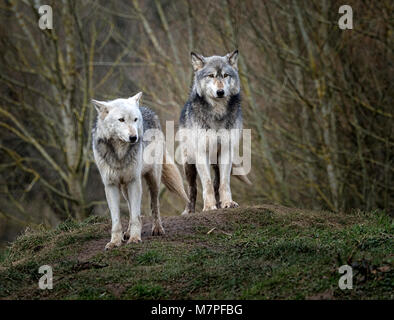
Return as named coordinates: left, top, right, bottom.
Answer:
left=0, top=205, right=392, bottom=299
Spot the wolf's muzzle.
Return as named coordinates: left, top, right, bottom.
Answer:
left=216, top=89, right=225, bottom=98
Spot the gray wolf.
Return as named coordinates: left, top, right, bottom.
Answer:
left=92, top=92, right=188, bottom=250
left=179, top=50, right=250, bottom=214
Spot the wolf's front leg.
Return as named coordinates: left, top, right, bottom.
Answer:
left=219, top=150, right=239, bottom=209
left=104, top=184, right=123, bottom=250
left=125, top=178, right=142, bottom=243
left=196, top=161, right=217, bottom=211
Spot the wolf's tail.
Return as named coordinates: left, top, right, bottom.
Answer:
left=162, top=151, right=189, bottom=202
left=232, top=163, right=252, bottom=185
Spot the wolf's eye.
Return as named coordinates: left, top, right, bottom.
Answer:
left=208, top=74, right=215, bottom=78
left=134, top=117, right=138, bottom=122
left=118, top=118, right=125, bottom=122
left=224, top=74, right=229, bottom=78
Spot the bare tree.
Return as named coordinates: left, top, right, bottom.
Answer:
left=0, top=0, right=392, bottom=238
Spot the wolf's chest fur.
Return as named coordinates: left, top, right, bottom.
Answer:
left=92, top=138, right=142, bottom=185
left=180, top=93, right=242, bottom=130
left=94, top=138, right=140, bottom=169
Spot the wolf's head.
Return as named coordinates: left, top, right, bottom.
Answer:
left=92, top=92, right=143, bottom=144
left=190, top=50, right=240, bottom=101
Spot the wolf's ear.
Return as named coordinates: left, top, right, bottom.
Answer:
left=92, top=99, right=111, bottom=120
left=191, top=52, right=205, bottom=71
left=129, top=92, right=143, bottom=105
left=226, top=50, right=239, bottom=69
left=92, top=99, right=111, bottom=117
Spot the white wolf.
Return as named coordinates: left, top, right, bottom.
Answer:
left=92, top=92, right=188, bottom=250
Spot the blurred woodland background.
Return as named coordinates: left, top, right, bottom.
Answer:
left=0, top=0, right=392, bottom=247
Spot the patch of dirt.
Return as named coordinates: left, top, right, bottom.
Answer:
left=105, top=283, right=126, bottom=299
left=73, top=205, right=355, bottom=262
left=77, top=208, right=238, bottom=261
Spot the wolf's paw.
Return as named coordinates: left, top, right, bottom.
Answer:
left=181, top=209, right=194, bottom=215
left=127, top=236, right=142, bottom=244
left=203, top=204, right=217, bottom=211
left=222, top=200, right=239, bottom=209
left=104, top=240, right=122, bottom=251
left=151, top=223, right=165, bottom=236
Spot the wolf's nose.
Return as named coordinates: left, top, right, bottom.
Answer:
left=217, top=89, right=224, bottom=97
left=129, top=135, right=138, bottom=143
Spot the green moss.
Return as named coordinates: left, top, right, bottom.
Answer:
left=126, top=283, right=168, bottom=299
left=136, top=250, right=165, bottom=265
